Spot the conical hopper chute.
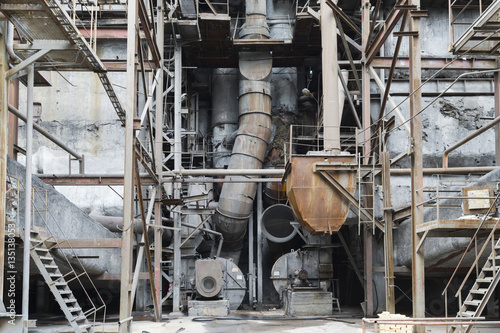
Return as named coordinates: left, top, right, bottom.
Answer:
left=284, top=154, right=357, bottom=234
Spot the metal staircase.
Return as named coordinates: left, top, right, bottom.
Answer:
left=443, top=190, right=500, bottom=333
left=25, top=231, right=94, bottom=333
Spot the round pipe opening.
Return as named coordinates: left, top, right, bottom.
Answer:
left=261, top=204, right=297, bottom=243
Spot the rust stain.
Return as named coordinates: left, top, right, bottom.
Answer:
left=286, top=155, right=357, bottom=234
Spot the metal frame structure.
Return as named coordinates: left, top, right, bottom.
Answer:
left=2, top=0, right=500, bottom=332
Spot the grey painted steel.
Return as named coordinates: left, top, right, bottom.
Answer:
left=215, top=0, right=272, bottom=262
left=248, top=214, right=254, bottom=306
left=172, top=168, right=284, bottom=176
left=257, top=183, right=263, bottom=307
left=270, top=249, right=333, bottom=298
left=212, top=68, right=239, bottom=168
left=261, top=204, right=298, bottom=244
left=173, top=47, right=182, bottom=313
left=22, top=65, right=33, bottom=328
left=26, top=231, right=92, bottom=333
left=195, top=259, right=223, bottom=298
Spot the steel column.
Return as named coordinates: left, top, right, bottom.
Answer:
left=364, top=227, right=374, bottom=316
left=362, top=0, right=371, bottom=161
left=22, top=64, right=34, bottom=332
left=382, top=152, right=395, bottom=312
left=257, top=183, right=263, bottom=307
left=172, top=47, right=182, bottom=313
left=154, top=1, right=164, bottom=317
left=409, top=3, right=425, bottom=331
left=495, top=72, right=500, bottom=166
left=0, top=24, right=8, bottom=306
left=248, top=214, right=254, bottom=307
left=321, top=0, right=340, bottom=153
left=119, top=0, right=138, bottom=330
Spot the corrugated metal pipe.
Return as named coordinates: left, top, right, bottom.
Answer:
left=215, top=0, right=272, bottom=263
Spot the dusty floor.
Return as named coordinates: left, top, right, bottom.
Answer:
left=29, top=309, right=500, bottom=333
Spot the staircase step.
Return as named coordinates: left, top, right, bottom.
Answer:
left=460, top=311, right=477, bottom=317
left=49, top=273, right=62, bottom=279
left=44, top=265, right=58, bottom=270
left=71, top=315, right=87, bottom=322
left=464, top=300, right=482, bottom=306
left=68, top=307, right=82, bottom=313
left=477, top=278, right=494, bottom=283
left=482, top=267, right=499, bottom=271
left=55, top=281, right=67, bottom=287
left=470, top=288, right=488, bottom=294
left=59, top=290, right=72, bottom=295
left=64, top=298, right=78, bottom=304
left=39, top=256, right=53, bottom=261
left=34, top=247, right=49, bottom=253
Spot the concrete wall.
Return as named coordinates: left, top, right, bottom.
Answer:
left=15, top=40, right=127, bottom=216
left=7, top=156, right=120, bottom=275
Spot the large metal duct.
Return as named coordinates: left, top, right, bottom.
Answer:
left=212, top=68, right=239, bottom=168
left=215, top=0, right=272, bottom=263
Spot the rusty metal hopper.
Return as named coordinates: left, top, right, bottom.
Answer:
left=284, top=154, right=357, bottom=234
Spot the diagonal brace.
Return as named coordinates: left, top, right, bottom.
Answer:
left=318, top=170, right=384, bottom=232
left=5, top=49, right=50, bottom=79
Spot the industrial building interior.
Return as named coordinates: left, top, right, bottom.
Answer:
left=2, top=0, right=500, bottom=332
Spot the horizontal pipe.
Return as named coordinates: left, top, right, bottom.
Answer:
left=390, top=166, right=497, bottom=175
left=168, top=169, right=284, bottom=176
left=9, top=104, right=82, bottom=161
left=443, top=115, right=500, bottom=167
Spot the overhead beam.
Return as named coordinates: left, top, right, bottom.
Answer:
left=371, top=57, right=498, bottom=70
left=325, top=0, right=361, bottom=35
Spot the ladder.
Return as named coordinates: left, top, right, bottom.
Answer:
left=449, top=237, right=500, bottom=333
left=25, top=230, right=94, bottom=333
left=357, top=154, right=377, bottom=232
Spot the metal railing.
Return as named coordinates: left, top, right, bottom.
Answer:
left=440, top=181, right=500, bottom=320
left=7, top=174, right=107, bottom=330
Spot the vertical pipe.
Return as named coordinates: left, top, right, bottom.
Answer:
left=248, top=213, right=254, bottom=307
left=22, top=64, right=34, bottom=330
left=257, top=183, right=263, bottom=307
left=120, top=0, right=138, bottom=330
left=382, top=152, right=395, bottom=313
left=409, top=1, right=425, bottom=331
left=495, top=72, right=500, bottom=166
left=154, top=1, right=164, bottom=317
left=172, top=47, right=182, bottom=313
left=8, top=79, right=19, bottom=159
left=174, top=47, right=182, bottom=172
left=0, top=23, right=8, bottom=302
left=364, top=226, right=373, bottom=316
left=320, top=0, right=340, bottom=153
left=362, top=0, right=371, bottom=161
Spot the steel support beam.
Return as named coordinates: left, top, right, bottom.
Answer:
left=257, top=183, right=263, bottom=307
left=154, top=0, right=164, bottom=318
left=362, top=0, right=371, bottom=161
left=0, top=24, right=8, bottom=305
left=371, top=57, right=498, bottom=70
left=366, top=1, right=407, bottom=65
left=409, top=3, right=425, bottom=331
left=172, top=46, right=182, bottom=313
left=5, top=49, right=50, bottom=79
left=321, top=0, right=340, bottom=153
left=495, top=72, right=500, bottom=166
left=119, top=0, right=138, bottom=330
left=22, top=64, right=34, bottom=332
left=382, top=152, right=395, bottom=313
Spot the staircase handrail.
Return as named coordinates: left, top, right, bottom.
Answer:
left=442, top=189, right=500, bottom=297
left=10, top=174, right=107, bottom=329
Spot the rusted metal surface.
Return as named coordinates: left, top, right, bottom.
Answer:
left=285, top=155, right=356, bottom=234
